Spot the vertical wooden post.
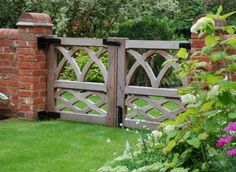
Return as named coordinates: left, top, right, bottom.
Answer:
left=107, top=38, right=119, bottom=126
left=116, top=38, right=127, bottom=126
left=46, top=44, right=56, bottom=112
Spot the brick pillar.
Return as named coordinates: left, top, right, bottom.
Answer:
left=190, top=15, right=236, bottom=81
left=0, top=29, right=20, bottom=116
left=190, top=15, right=226, bottom=72
left=0, top=12, right=53, bottom=119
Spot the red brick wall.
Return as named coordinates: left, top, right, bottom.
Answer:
left=0, top=12, right=52, bottom=119
left=190, top=16, right=236, bottom=80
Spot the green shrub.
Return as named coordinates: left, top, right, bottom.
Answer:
left=99, top=6, right=236, bottom=171
left=59, top=48, right=108, bottom=82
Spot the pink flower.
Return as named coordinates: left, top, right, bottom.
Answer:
left=224, top=122, right=236, bottom=132
left=216, top=136, right=233, bottom=147
left=227, top=148, right=236, bottom=156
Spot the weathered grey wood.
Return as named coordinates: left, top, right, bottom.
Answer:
left=155, top=63, right=172, bottom=87
left=79, top=47, right=108, bottom=83
left=55, top=89, right=107, bottom=116
left=106, top=38, right=119, bottom=126
left=54, top=80, right=107, bottom=92
left=126, top=40, right=189, bottom=49
left=46, top=44, right=57, bottom=112
left=80, top=47, right=108, bottom=82
left=55, top=47, right=81, bottom=79
left=59, top=37, right=104, bottom=46
left=56, top=46, right=82, bottom=80
left=116, top=38, right=128, bottom=125
left=60, top=112, right=106, bottom=124
left=125, top=86, right=180, bottom=98
left=123, top=118, right=159, bottom=130
left=127, top=49, right=157, bottom=87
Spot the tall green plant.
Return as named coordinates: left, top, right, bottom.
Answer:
left=99, top=6, right=236, bottom=172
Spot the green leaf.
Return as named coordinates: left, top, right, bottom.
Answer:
left=219, top=91, right=232, bottom=105
left=201, top=46, right=212, bottom=55
left=161, top=120, right=176, bottom=126
left=166, top=130, right=177, bottom=142
left=228, top=64, right=236, bottom=70
left=209, top=51, right=227, bottom=62
left=216, top=5, right=223, bottom=15
left=223, top=26, right=235, bottom=34
left=205, top=35, right=219, bottom=47
left=205, top=118, right=220, bottom=132
left=197, top=132, right=209, bottom=140
left=165, top=140, right=176, bottom=153
left=187, top=137, right=200, bottom=148
left=200, top=102, right=214, bottom=112
left=221, top=37, right=236, bottom=45
left=177, top=48, right=188, bottom=59
left=203, top=74, right=223, bottom=85
left=228, top=112, right=236, bottom=119
left=225, top=55, right=236, bottom=61
left=175, top=113, right=188, bottom=125
left=219, top=11, right=236, bottom=20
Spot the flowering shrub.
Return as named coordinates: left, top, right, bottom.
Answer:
left=216, top=122, right=236, bottom=156
left=99, top=6, right=236, bottom=172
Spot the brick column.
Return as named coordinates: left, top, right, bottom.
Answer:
left=190, top=15, right=236, bottom=80
left=190, top=15, right=226, bottom=72
left=0, top=29, right=20, bottom=116
left=16, top=13, right=53, bottom=119
left=0, top=12, right=53, bottom=119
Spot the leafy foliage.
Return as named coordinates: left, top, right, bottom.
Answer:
left=99, top=6, right=236, bottom=171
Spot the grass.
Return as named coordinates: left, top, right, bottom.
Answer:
left=0, top=120, right=137, bottom=172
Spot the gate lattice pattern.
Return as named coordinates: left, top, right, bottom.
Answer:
left=47, top=38, right=189, bottom=129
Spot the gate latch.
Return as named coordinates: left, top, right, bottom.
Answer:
left=103, top=39, right=121, bottom=46
left=179, top=42, right=191, bottom=50
left=37, top=36, right=61, bottom=49
left=117, top=106, right=123, bottom=127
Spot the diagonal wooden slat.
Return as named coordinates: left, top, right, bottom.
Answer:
left=55, top=46, right=82, bottom=80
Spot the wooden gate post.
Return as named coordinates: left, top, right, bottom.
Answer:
left=46, top=44, right=56, bottom=112
left=116, top=38, right=128, bottom=126
left=106, top=37, right=127, bottom=127
left=107, top=38, right=119, bottom=126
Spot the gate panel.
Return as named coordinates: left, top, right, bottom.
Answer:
left=123, top=40, right=188, bottom=130
left=46, top=37, right=189, bottom=129
left=47, top=38, right=114, bottom=125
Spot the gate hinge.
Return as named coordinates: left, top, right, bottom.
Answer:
left=38, top=111, right=61, bottom=120
left=37, top=36, right=61, bottom=49
left=117, top=106, right=123, bottom=127
left=179, top=42, right=191, bottom=50
left=103, top=39, right=121, bottom=46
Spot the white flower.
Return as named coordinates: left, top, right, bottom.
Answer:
left=164, top=125, right=175, bottom=133
left=107, top=138, right=111, bottom=143
left=181, top=94, right=196, bottom=104
left=191, top=17, right=215, bottom=33
left=208, top=85, right=220, bottom=99
left=135, top=120, right=140, bottom=125
left=152, top=130, right=163, bottom=138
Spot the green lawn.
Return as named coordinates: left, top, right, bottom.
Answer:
left=0, top=120, right=136, bottom=172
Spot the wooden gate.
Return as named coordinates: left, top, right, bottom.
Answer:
left=45, top=37, right=189, bottom=129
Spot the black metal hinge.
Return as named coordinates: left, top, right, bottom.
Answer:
left=37, top=36, right=61, bottom=49
left=179, top=42, right=191, bottom=50
left=117, top=106, right=123, bottom=127
left=38, top=111, right=60, bottom=120
left=103, top=39, right=121, bottom=46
